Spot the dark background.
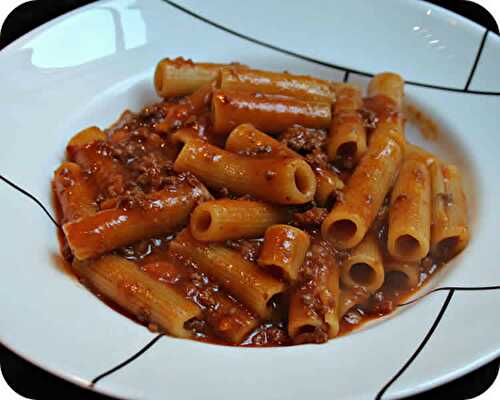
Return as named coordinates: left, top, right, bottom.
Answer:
left=0, top=1, right=498, bottom=399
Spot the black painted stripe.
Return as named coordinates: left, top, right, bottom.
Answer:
left=0, top=174, right=59, bottom=228
left=343, top=71, right=350, bottom=83
left=90, top=334, right=164, bottom=387
left=375, top=290, right=455, bottom=400
left=399, top=285, right=500, bottom=307
left=161, top=0, right=500, bottom=96
left=465, top=30, right=489, bottom=90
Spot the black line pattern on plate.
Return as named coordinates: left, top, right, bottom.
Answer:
left=0, top=174, right=59, bottom=228
left=399, top=285, right=500, bottom=307
left=343, top=71, right=350, bottom=83
left=90, top=334, right=165, bottom=387
left=465, top=30, right=489, bottom=90
left=375, top=290, right=456, bottom=400
left=161, top=0, right=500, bottom=96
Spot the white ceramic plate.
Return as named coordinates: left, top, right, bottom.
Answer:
left=1, top=1, right=499, bottom=399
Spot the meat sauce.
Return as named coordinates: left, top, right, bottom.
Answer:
left=54, top=92, right=447, bottom=347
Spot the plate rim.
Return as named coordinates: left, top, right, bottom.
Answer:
left=0, top=1, right=499, bottom=399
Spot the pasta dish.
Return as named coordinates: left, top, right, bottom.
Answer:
left=52, top=57, right=469, bottom=346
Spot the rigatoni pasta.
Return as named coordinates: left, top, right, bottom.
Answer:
left=170, top=229, right=285, bottom=319
left=322, top=133, right=403, bottom=249
left=288, top=238, right=340, bottom=343
left=174, top=139, right=317, bottom=204
left=219, top=67, right=336, bottom=102
left=340, top=233, right=385, bottom=294
left=212, top=89, right=331, bottom=134
left=225, top=123, right=343, bottom=207
left=190, top=199, right=289, bottom=241
left=64, top=182, right=209, bottom=260
left=388, top=159, right=431, bottom=262
left=366, top=72, right=406, bottom=151
left=384, top=261, right=420, bottom=290
left=51, top=57, right=470, bottom=347
left=327, top=84, right=367, bottom=167
left=140, top=257, right=259, bottom=343
left=155, top=57, right=228, bottom=98
left=430, top=162, right=470, bottom=260
left=53, top=162, right=97, bottom=223
left=258, top=224, right=310, bottom=282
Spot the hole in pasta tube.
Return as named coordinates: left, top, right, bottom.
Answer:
left=266, top=293, right=288, bottom=317
left=349, top=263, right=376, bottom=286
left=296, top=325, right=317, bottom=335
left=337, top=141, right=357, bottom=159
left=194, top=210, right=213, bottom=233
left=293, top=164, right=314, bottom=196
left=266, top=293, right=283, bottom=309
left=265, top=264, right=286, bottom=281
left=324, top=191, right=338, bottom=210
left=329, top=219, right=357, bottom=242
left=395, top=234, right=420, bottom=257
left=171, top=128, right=196, bottom=151
left=385, top=271, right=410, bottom=291
left=435, top=236, right=459, bottom=261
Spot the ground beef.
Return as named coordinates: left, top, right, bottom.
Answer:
left=237, top=145, right=274, bottom=157
left=304, top=148, right=330, bottom=170
left=279, top=125, right=326, bottom=154
left=292, top=207, right=328, bottom=229
left=299, top=237, right=336, bottom=283
left=363, top=291, right=395, bottom=316
left=292, top=326, right=329, bottom=345
left=184, top=318, right=210, bottom=337
left=250, top=325, right=291, bottom=346
left=225, top=239, right=263, bottom=263
left=359, top=108, right=378, bottom=129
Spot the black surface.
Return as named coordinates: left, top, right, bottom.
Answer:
left=0, top=1, right=498, bottom=399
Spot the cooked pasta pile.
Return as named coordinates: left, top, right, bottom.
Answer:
left=53, top=57, right=469, bottom=346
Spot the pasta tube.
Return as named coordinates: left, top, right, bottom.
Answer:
left=170, top=229, right=286, bottom=319
left=190, top=199, right=289, bottom=242
left=170, top=127, right=200, bottom=149
left=53, top=162, right=97, bottom=223
left=219, top=67, right=336, bottom=101
left=314, top=167, right=344, bottom=208
left=154, top=57, right=227, bottom=97
left=157, top=81, right=215, bottom=133
left=322, top=134, right=403, bottom=249
left=338, top=287, right=370, bottom=318
left=367, top=73, right=406, bottom=150
left=212, top=89, right=331, bottom=134
left=388, top=159, right=432, bottom=262
left=64, top=182, right=209, bottom=260
left=141, top=259, right=258, bottom=343
left=225, top=124, right=343, bottom=206
left=368, top=72, right=405, bottom=110
left=430, top=162, right=469, bottom=260
left=327, top=84, right=367, bottom=167
left=288, top=240, right=340, bottom=342
left=67, top=130, right=128, bottom=197
left=174, top=139, right=316, bottom=204
left=340, top=233, right=385, bottom=294
left=225, top=123, right=297, bottom=158
left=66, top=126, right=107, bottom=150
left=384, top=260, right=420, bottom=290
left=258, top=225, right=310, bottom=282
